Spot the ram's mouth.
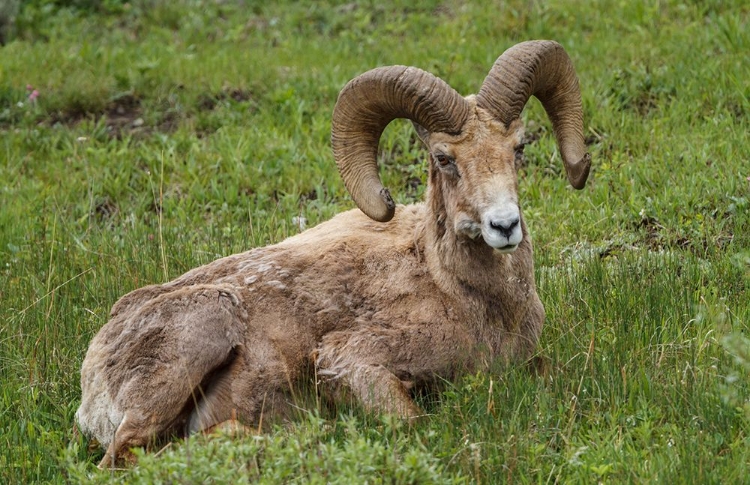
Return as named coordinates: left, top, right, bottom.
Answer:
left=456, top=217, right=520, bottom=253
left=494, top=243, right=518, bottom=253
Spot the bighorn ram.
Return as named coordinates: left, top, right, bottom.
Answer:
left=76, top=40, right=590, bottom=466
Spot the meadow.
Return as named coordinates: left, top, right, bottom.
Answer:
left=1, top=0, right=748, bottom=482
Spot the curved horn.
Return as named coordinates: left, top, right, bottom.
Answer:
left=476, top=40, right=591, bottom=189
left=332, top=66, right=471, bottom=222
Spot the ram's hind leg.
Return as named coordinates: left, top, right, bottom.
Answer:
left=97, top=413, right=147, bottom=468
left=97, top=284, right=246, bottom=468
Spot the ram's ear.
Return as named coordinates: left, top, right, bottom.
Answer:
left=411, top=121, right=430, bottom=145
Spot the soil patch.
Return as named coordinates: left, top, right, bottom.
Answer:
left=47, top=93, right=148, bottom=138
left=196, top=88, right=254, bottom=111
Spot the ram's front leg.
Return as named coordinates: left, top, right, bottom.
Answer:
left=334, top=362, right=421, bottom=418
left=314, top=325, right=465, bottom=419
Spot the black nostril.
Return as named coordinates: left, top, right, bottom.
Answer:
left=490, top=218, right=519, bottom=238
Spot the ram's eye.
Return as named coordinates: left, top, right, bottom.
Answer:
left=435, top=153, right=453, bottom=167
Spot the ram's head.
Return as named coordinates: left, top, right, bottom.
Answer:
left=332, top=40, right=591, bottom=252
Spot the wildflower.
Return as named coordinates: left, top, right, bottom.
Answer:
left=28, top=90, right=39, bottom=103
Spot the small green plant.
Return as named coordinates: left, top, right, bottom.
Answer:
left=64, top=414, right=465, bottom=484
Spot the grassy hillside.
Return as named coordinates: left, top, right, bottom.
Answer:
left=1, top=0, right=748, bottom=482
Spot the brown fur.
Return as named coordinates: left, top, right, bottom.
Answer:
left=76, top=102, right=546, bottom=467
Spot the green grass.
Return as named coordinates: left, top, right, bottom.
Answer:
left=1, top=0, right=748, bottom=482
